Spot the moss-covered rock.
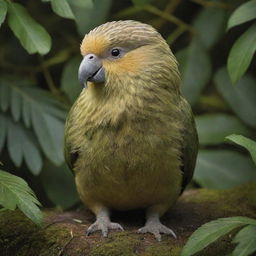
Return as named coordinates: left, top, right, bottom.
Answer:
left=0, top=183, right=255, bottom=256
left=90, top=232, right=139, bottom=256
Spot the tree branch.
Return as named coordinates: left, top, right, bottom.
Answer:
left=143, top=5, right=194, bottom=34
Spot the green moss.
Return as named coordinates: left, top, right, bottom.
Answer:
left=0, top=183, right=255, bottom=256
left=189, top=183, right=256, bottom=204
left=141, top=243, right=172, bottom=256
left=183, top=183, right=256, bottom=218
left=90, top=232, right=139, bottom=256
left=0, top=210, right=72, bottom=256
left=34, top=224, right=71, bottom=256
left=170, top=247, right=182, bottom=256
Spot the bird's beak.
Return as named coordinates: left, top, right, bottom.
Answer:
left=78, top=54, right=105, bottom=87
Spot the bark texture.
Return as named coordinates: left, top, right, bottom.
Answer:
left=0, top=183, right=256, bottom=256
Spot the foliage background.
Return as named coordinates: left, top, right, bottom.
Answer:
left=0, top=0, right=256, bottom=210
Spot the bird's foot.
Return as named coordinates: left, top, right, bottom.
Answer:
left=137, top=219, right=176, bottom=241
left=86, top=218, right=124, bottom=237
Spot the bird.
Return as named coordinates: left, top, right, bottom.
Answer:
left=64, top=20, right=198, bottom=241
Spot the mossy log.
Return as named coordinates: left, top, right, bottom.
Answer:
left=1, top=183, right=256, bottom=256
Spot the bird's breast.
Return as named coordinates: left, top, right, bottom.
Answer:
left=67, top=89, right=183, bottom=210
left=73, top=115, right=182, bottom=210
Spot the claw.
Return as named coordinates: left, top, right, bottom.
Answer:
left=86, top=219, right=124, bottom=237
left=137, top=219, right=176, bottom=241
left=86, top=207, right=124, bottom=237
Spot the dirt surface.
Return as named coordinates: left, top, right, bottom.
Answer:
left=0, top=183, right=255, bottom=256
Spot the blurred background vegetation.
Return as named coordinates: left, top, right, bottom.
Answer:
left=0, top=0, right=256, bottom=213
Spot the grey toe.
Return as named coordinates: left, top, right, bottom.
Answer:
left=137, top=222, right=176, bottom=241
left=86, top=220, right=124, bottom=237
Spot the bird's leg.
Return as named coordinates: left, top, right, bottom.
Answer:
left=137, top=206, right=176, bottom=241
left=86, top=207, right=124, bottom=237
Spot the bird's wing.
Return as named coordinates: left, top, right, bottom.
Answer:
left=179, top=97, right=198, bottom=193
left=64, top=142, right=78, bottom=172
left=64, top=112, right=78, bottom=173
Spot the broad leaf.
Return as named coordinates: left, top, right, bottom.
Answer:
left=193, top=7, right=227, bottom=49
left=47, top=0, right=74, bottom=19
left=132, top=0, right=153, bottom=6
left=31, top=110, right=64, bottom=166
left=227, top=23, right=256, bottom=84
left=0, top=114, right=7, bottom=151
left=195, top=114, right=251, bottom=145
left=61, top=56, right=82, bottom=103
left=2, top=114, right=43, bottom=175
left=41, top=163, right=79, bottom=209
left=0, top=170, right=43, bottom=225
left=0, top=77, right=66, bottom=166
left=177, top=40, right=211, bottom=105
left=69, top=0, right=93, bottom=8
left=0, top=81, right=10, bottom=111
left=0, top=1, right=7, bottom=27
left=6, top=116, right=22, bottom=167
left=226, top=134, right=256, bottom=166
left=68, top=0, right=112, bottom=36
left=181, top=217, right=256, bottom=256
left=8, top=115, right=42, bottom=174
left=215, top=68, right=256, bottom=128
left=194, top=150, right=256, bottom=189
left=227, top=0, right=256, bottom=30
left=7, top=2, right=51, bottom=55
left=42, top=0, right=93, bottom=7
left=232, top=225, right=256, bottom=256
left=11, top=87, right=22, bottom=121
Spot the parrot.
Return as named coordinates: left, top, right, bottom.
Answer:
left=64, top=20, right=198, bottom=241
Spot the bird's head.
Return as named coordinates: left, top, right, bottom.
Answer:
left=79, top=20, right=180, bottom=94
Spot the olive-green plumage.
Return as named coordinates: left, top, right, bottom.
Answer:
left=64, top=20, right=198, bottom=240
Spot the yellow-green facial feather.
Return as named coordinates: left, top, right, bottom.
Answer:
left=80, top=20, right=180, bottom=94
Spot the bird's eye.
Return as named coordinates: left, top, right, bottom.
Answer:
left=111, top=48, right=120, bottom=57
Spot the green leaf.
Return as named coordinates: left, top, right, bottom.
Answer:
left=68, top=0, right=112, bottom=36
left=7, top=117, right=23, bottom=167
left=31, top=110, right=64, bottom=166
left=227, top=0, right=256, bottom=30
left=0, top=170, right=43, bottom=225
left=11, top=88, right=22, bottom=122
left=41, top=163, right=79, bottom=209
left=215, top=68, right=256, bottom=128
left=131, top=0, right=153, bottom=6
left=232, top=225, right=256, bottom=256
left=227, top=23, right=256, bottom=84
left=7, top=2, right=51, bottom=55
left=0, top=114, right=7, bottom=151
left=0, top=80, right=11, bottom=112
left=4, top=114, right=43, bottom=174
left=22, top=99, right=31, bottom=127
left=49, top=0, right=74, bottom=19
left=181, top=217, right=256, bottom=256
left=193, top=7, right=227, bottom=49
left=0, top=1, right=7, bottom=27
left=195, top=114, right=251, bottom=145
left=226, top=134, right=256, bottom=166
left=176, top=40, right=211, bottom=105
left=61, top=56, right=82, bottom=102
left=23, top=136, right=42, bottom=175
left=194, top=150, right=256, bottom=189
left=0, top=77, right=66, bottom=167
left=69, top=0, right=94, bottom=8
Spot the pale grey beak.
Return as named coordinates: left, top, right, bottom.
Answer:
left=78, top=54, right=105, bottom=87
